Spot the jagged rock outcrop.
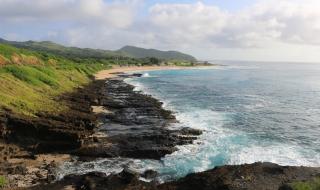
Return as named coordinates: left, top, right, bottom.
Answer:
left=0, top=73, right=201, bottom=189
left=28, top=162, right=320, bottom=190
left=74, top=77, right=201, bottom=159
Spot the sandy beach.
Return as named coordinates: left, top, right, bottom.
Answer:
left=94, top=65, right=200, bottom=80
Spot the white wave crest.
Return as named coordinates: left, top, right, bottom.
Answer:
left=142, top=72, right=150, bottom=77
left=57, top=68, right=320, bottom=183
left=229, top=145, right=320, bottom=167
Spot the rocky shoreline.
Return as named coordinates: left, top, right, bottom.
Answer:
left=28, top=162, right=320, bottom=190
left=0, top=73, right=201, bottom=189
left=73, top=75, right=202, bottom=160
left=1, top=73, right=319, bottom=190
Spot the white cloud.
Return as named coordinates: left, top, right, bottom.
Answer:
left=1, top=0, right=320, bottom=61
left=151, top=3, right=228, bottom=37
left=148, top=0, right=320, bottom=48
left=238, top=0, right=320, bottom=46
left=0, top=0, right=139, bottom=28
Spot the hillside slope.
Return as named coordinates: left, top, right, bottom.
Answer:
left=0, top=38, right=121, bottom=59
left=0, top=38, right=196, bottom=61
left=0, top=43, right=107, bottom=116
left=117, top=46, right=196, bottom=61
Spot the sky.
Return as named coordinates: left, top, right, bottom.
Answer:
left=1, top=0, right=320, bottom=62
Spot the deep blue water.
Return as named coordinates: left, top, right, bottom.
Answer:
left=59, top=61, right=320, bottom=181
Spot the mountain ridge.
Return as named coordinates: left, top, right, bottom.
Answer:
left=117, top=45, right=196, bottom=61
left=0, top=38, right=196, bottom=61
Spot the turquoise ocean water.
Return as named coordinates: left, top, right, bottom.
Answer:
left=59, top=61, right=320, bottom=181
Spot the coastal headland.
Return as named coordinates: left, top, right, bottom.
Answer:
left=0, top=65, right=203, bottom=189
left=0, top=65, right=319, bottom=190
left=0, top=60, right=319, bottom=190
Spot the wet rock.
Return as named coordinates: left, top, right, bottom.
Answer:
left=279, top=184, right=294, bottom=190
left=35, top=171, right=44, bottom=178
left=8, top=165, right=27, bottom=175
left=119, top=168, right=140, bottom=184
left=142, top=170, right=159, bottom=179
left=28, top=162, right=320, bottom=190
left=81, top=172, right=108, bottom=190
left=75, top=77, right=201, bottom=159
left=159, top=162, right=320, bottom=190
left=0, top=73, right=202, bottom=188
left=179, top=127, right=203, bottom=136
left=46, top=162, right=57, bottom=183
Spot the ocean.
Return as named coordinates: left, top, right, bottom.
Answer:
left=59, top=61, right=320, bottom=181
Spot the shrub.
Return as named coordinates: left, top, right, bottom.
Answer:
left=0, top=176, right=6, bottom=188
left=4, top=66, right=40, bottom=85
left=291, top=177, right=320, bottom=190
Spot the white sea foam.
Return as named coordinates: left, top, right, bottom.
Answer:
left=140, top=108, right=239, bottom=181
left=142, top=72, right=150, bottom=77
left=125, top=78, right=147, bottom=92
left=125, top=78, right=172, bottom=109
left=229, top=144, right=320, bottom=167
left=57, top=157, right=162, bottom=180
left=57, top=67, right=320, bottom=182
left=226, top=65, right=260, bottom=70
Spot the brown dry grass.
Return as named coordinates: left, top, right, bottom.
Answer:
left=0, top=55, right=9, bottom=65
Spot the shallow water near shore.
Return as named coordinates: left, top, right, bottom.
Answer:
left=59, top=61, right=320, bottom=182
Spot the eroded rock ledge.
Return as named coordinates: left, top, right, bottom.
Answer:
left=2, top=73, right=319, bottom=190
left=29, top=162, right=320, bottom=190
left=0, top=79, right=103, bottom=188
left=0, top=73, right=201, bottom=188
left=75, top=77, right=202, bottom=160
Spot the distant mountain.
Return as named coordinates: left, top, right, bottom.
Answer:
left=0, top=38, right=121, bottom=59
left=117, top=46, right=196, bottom=61
left=0, top=38, right=196, bottom=61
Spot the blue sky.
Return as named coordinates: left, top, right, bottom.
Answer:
left=1, top=0, right=320, bottom=62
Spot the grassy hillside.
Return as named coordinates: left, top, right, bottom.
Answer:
left=0, top=38, right=197, bottom=62
left=290, top=177, right=320, bottom=190
left=0, top=40, right=201, bottom=116
left=0, top=39, right=123, bottom=59
left=0, top=43, right=108, bottom=116
left=118, top=46, right=196, bottom=61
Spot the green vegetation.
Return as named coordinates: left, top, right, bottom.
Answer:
left=0, top=40, right=200, bottom=116
left=0, top=38, right=196, bottom=62
left=0, top=43, right=38, bottom=60
left=118, top=45, right=196, bottom=61
left=290, top=177, right=320, bottom=190
left=166, top=60, right=196, bottom=66
left=0, top=176, right=6, bottom=188
left=0, top=39, right=121, bottom=60
left=0, top=43, right=108, bottom=116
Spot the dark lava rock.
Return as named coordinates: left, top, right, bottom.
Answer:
left=28, top=162, right=320, bottom=190
left=279, top=184, right=294, bottom=190
left=119, top=168, right=140, bottom=184
left=0, top=73, right=202, bottom=188
left=75, top=77, right=202, bottom=159
left=142, top=170, right=159, bottom=179
left=158, top=162, right=320, bottom=190
left=46, top=162, right=58, bottom=183
left=7, top=165, right=27, bottom=175
left=30, top=171, right=153, bottom=190
left=0, top=80, right=106, bottom=154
